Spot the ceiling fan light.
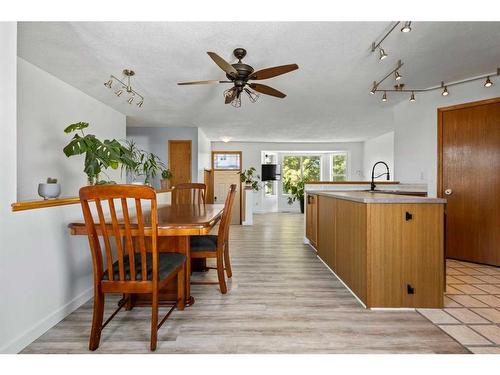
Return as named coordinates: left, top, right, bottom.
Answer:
left=245, top=88, right=260, bottom=103
left=401, top=21, right=412, bottom=33
left=230, top=96, right=241, bottom=108
left=484, top=76, right=493, bottom=87
left=410, top=91, right=416, bottom=102
left=382, top=91, right=387, bottom=102
left=379, top=47, right=388, bottom=60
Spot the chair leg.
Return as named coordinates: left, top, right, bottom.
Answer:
left=89, top=286, right=104, bottom=351
left=177, top=264, right=186, bottom=311
left=150, top=289, right=159, bottom=351
left=223, top=242, right=232, bottom=278
left=216, top=253, right=227, bottom=294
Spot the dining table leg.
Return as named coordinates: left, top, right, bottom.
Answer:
left=177, top=235, right=195, bottom=306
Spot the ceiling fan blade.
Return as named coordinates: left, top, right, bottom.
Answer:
left=224, top=88, right=237, bottom=104
left=207, top=52, right=238, bottom=77
left=248, top=83, right=286, bottom=98
left=249, top=64, right=299, bottom=80
left=177, top=80, right=226, bottom=85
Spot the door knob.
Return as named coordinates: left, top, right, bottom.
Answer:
left=444, top=189, right=453, bottom=196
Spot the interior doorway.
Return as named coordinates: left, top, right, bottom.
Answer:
left=212, top=151, right=242, bottom=225
left=438, top=97, right=500, bottom=266
left=168, top=140, right=192, bottom=186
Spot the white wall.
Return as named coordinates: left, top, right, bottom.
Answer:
left=17, top=58, right=126, bottom=199
left=393, top=82, right=500, bottom=197
left=211, top=141, right=364, bottom=212
left=126, top=126, right=199, bottom=187
left=0, top=24, right=127, bottom=353
left=363, top=131, right=394, bottom=182
left=197, top=128, right=211, bottom=183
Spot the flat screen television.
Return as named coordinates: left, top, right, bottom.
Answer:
left=261, top=164, right=278, bottom=181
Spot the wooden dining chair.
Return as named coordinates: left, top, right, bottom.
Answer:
left=79, top=184, right=186, bottom=351
left=190, top=184, right=236, bottom=294
left=172, top=183, right=206, bottom=204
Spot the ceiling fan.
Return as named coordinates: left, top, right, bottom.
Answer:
left=178, top=48, right=299, bottom=107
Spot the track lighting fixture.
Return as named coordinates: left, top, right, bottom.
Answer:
left=441, top=82, right=449, bottom=96
left=401, top=22, right=412, bottom=33
left=370, top=66, right=499, bottom=102
left=104, top=69, right=144, bottom=108
left=379, top=47, right=388, bottom=61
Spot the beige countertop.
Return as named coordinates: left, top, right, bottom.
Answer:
left=311, top=191, right=446, bottom=204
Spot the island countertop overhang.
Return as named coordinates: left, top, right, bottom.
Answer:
left=310, top=191, right=446, bottom=204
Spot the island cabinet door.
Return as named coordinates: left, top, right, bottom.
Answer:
left=305, top=193, right=318, bottom=248
left=317, top=195, right=336, bottom=269
left=401, top=204, right=444, bottom=308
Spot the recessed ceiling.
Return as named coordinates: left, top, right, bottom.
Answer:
left=17, top=22, right=500, bottom=142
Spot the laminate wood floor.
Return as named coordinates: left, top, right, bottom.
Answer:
left=22, top=213, right=468, bottom=354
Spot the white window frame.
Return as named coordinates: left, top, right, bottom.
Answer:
left=329, top=151, right=350, bottom=181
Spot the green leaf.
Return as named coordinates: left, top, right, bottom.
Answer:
left=64, top=122, right=89, bottom=134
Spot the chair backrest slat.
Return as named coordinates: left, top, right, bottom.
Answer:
left=95, top=198, right=114, bottom=281
left=217, top=184, right=237, bottom=251
left=79, top=184, right=157, bottom=285
left=121, top=198, right=136, bottom=281
left=172, top=183, right=206, bottom=205
left=135, top=198, right=148, bottom=280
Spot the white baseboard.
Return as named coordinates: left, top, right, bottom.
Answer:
left=0, top=287, right=93, bottom=354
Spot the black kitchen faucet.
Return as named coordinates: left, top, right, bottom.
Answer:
left=370, top=161, right=390, bottom=191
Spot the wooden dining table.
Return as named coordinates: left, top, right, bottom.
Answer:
left=68, top=203, right=225, bottom=307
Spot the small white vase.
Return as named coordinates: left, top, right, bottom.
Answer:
left=38, top=183, right=61, bottom=200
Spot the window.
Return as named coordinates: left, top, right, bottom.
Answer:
left=331, top=153, right=348, bottom=181
left=282, top=155, right=321, bottom=193
left=264, top=181, right=276, bottom=196
left=212, top=152, right=241, bottom=170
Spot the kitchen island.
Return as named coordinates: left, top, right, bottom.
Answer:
left=305, top=191, right=446, bottom=308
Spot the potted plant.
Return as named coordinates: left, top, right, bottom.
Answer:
left=160, top=168, right=173, bottom=190
left=239, top=167, right=260, bottom=191
left=283, top=176, right=306, bottom=213
left=121, top=140, right=144, bottom=183
left=141, top=151, right=166, bottom=186
left=38, top=177, right=61, bottom=200
left=63, top=122, right=136, bottom=185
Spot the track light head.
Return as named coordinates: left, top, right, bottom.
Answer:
left=484, top=76, right=493, bottom=87
left=115, top=89, right=123, bottom=97
left=137, top=100, right=144, bottom=108
left=370, top=82, right=377, bottom=95
left=442, top=86, right=449, bottom=96
left=379, top=47, right=388, bottom=60
left=401, top=22, right=412, bottom=33
left=410, top=91, right=416, bottom=102
left=127, top=97, right=134, bottom=104
left=104, top=79, right=113, bottom=88
left=382, top=91, right=387, bottom=102
left=394, top=71, right=402, bottom=81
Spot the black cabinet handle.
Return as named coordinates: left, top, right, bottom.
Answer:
left=405, top=211, right=413, bottom=221
left=407, top=284, right=415, bottom=294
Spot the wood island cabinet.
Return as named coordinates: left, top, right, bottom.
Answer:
left=305, top=193, right=318, bottom=248
left=306, top=192, right=444, bottom=308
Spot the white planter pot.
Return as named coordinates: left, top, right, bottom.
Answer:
left=38, top=183, right=61, bottom=200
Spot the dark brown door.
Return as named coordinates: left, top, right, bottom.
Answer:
left=439, top=99, right=500, bottom=266
left=168, top=140, right=192, bottom=186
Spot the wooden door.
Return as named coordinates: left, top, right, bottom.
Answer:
left=168, top=140, right=192, bottom=186
left=213, top=170, right=241, bottom=224
left=438, top=98, right=500, bottom=266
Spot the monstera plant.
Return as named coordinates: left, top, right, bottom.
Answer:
left=63, top=122, right=136, bottom=185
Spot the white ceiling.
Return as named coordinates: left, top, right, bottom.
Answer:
left=17, top=22, right=500, bottom=142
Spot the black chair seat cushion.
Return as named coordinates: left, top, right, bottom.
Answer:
left=103, top=252, right=186, bottom=281
left=190, top=235, right=218, bottom=252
